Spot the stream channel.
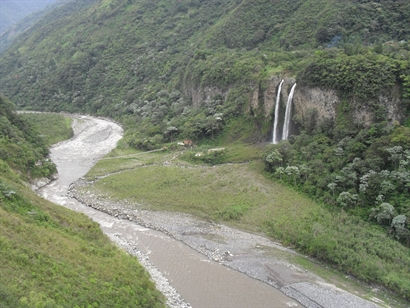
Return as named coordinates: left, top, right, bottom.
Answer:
left=38, top=115, right=381, bottom=308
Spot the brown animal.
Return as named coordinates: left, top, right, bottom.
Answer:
left=183, top=139, right=193, bottom=147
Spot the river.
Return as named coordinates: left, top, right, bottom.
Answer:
left=38, top=115, right=380, bottom=308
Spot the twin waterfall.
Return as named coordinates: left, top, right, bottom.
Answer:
left=272, top=81, right=297, bottom=144
left=272, top=80, right=284, bottom=144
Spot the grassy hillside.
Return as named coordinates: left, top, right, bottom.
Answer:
left=0, top=98, right=164, bottom=307
left=20, top=112, right=73, bottom=147
left=81, top=146, right=410, bottom=301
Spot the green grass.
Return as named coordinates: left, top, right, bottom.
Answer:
left=20, top=113, right=73, bottom=146
left=0, top=174, right=165, bottom=307
left=85, top=147, right=172, bottom=180
left=86, top=148, right=410, bottom=301
left=0, top=110, right=164, bottom=307
left=181, top=143, right=262, bottom=165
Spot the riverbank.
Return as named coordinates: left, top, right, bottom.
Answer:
left=38, top=115, right=302, bottom=308
left=71, top=144, right=409, bottom=307
left=0, top=108, right=165, bottom=307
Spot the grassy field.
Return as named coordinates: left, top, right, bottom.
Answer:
left=86, top=144, right=410, bottom=302
left=0, top=173, right=165, bottom=307
left=20, top=113, right=73, bottom=146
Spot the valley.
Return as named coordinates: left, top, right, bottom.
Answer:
left=0, top=0, right=409, bottom=306
left=68, top=122, right=408, bottom=307
left=37, top=114, right=301, bottom=308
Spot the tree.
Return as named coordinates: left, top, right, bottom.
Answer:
left=275, top=167, right=285, bottom=180
left=327, top=182, right=337, bottom=196
left=391, top=215, right=409, bottom=244
left=337, top=191, right=358, bottom=208
left=369, top=203, right=395, bottom=225
left=285, top=166, right=300, bottom=185
left=386, top=146, right=403, bottom=169
left=265, top=150, right=283, bottom=170
left=164, top=126, right=178, bottom=142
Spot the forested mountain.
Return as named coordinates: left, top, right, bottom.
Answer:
left=0, top=0, right=408, bottom=114
left=0, top=0, right=409, bottom=300
left=0, top=95, right=56, bottom=178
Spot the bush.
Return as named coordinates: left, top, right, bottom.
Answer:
left=217, top=203, right=250, bottom=221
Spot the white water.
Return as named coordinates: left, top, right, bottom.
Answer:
left=282, top=83, right=296, bottom=141
left=272, top=79, right=284, bottom=144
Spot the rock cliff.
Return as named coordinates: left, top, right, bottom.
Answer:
left=247, top=77, right=404, bottom=138
left=183, top=74, right=404, bottom=140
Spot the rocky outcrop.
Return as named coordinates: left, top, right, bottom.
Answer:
left=292, top=86, right=339, bottom=131
left=248, top=77, right=403, bottom=136
left=185, top=86, right=229, bottom=108
left=183, top=74, right=403, bottom=139
left=351, top=86, right=403, bottom=126
left=251, top=77, right=336, bottom=121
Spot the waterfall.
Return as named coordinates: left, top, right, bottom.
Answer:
left=282, top=83, right=297, bottom=141
left=272, top=80, right=284, bottom=144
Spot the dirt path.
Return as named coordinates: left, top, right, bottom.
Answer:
left=38, top=115, right=302, bottom=308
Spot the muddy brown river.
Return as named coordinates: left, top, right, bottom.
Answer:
left=38, top=115, right=381, bottom=308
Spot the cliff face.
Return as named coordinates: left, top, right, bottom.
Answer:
left=186, top=75, right=404, bottom=140
left=246, top=76, right=404, bottom=137
left=186, top=86, right=229, bottom=108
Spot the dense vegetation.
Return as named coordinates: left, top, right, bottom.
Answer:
left=263, top=123, right=410, bottom=243
left=0, top=0, right=408, bottom=153
left=0, top=0, right=409, bottom=302
left=0, top=98, right=164, bottom=307
left=83, top=146, right=410, bottom=301
left=0, top=0, right=408, bottom=144
left=0, top=96, right=56, bottom=179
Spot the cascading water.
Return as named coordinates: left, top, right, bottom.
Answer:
left=282, top=83, right=296, bottom=141
left=272, top=80, right=284, bottom=144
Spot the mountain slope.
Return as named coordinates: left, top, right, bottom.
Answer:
left=0, top=0, right=409, bottom=300
left=0, top=96, right=165, bottom=307
left=0, top=0, right=408, bottom=114
left=0, top=95, right=56, bottom=178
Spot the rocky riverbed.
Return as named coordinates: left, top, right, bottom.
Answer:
left=39, top=114, right=384, bottom=308
left=70, top=178, right=382, bottom=308
left=37, top=115, right=301, bottom=308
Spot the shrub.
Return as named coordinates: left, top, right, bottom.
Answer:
left=217, top=203, right=250, bottom=221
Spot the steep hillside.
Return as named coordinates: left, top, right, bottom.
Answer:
left=0, top=96, right=164, bottom=307
left=0, top=0, right=409, bottom=300
left=205, top=0, right=410, bottom=50
left=0, top=96, right=56, bottom=179
left=0, top=0, right=408, bottom=115
left=0, top=0, right=407, bottom=151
